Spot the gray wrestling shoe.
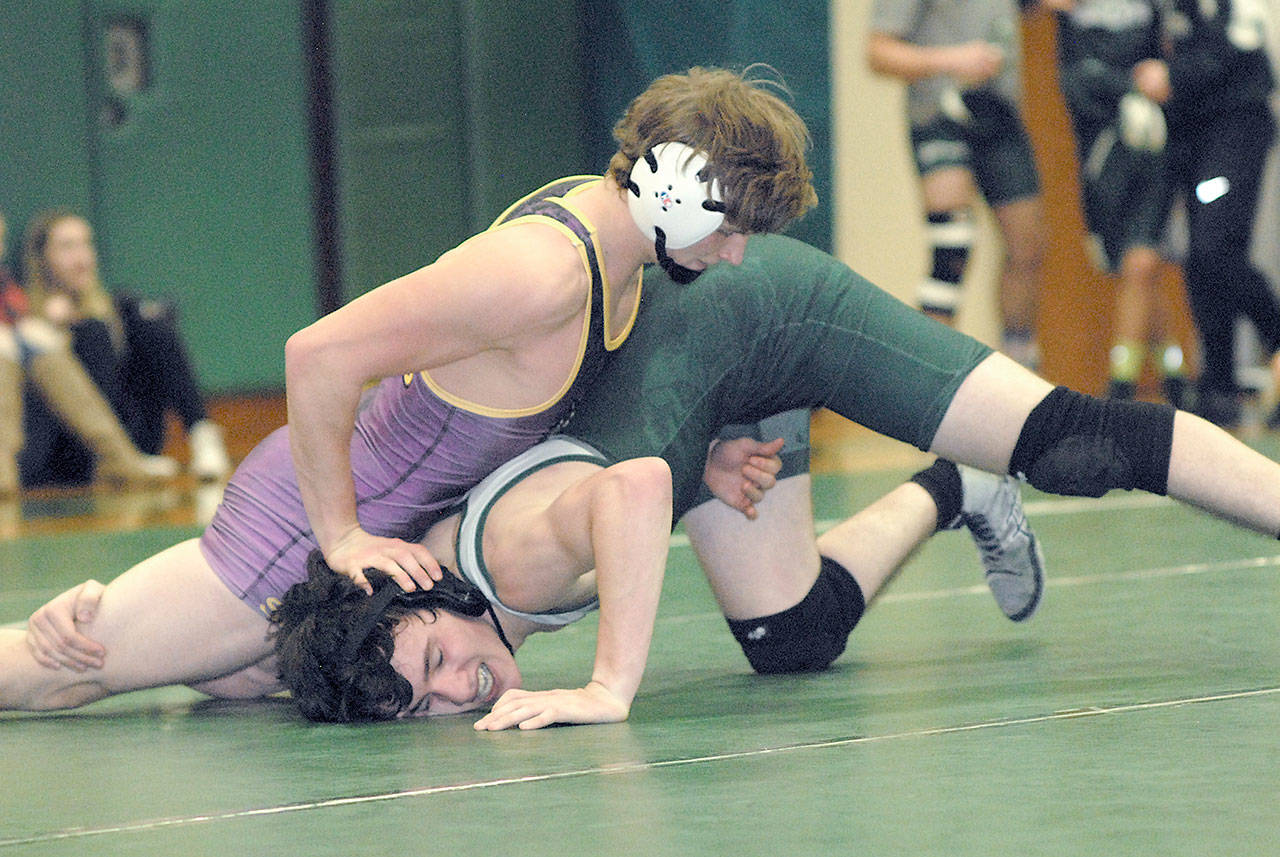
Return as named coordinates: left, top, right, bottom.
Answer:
left=956, top=465, right=1045, bottom=622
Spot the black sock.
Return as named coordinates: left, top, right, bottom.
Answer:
left=909, top=459, right=963, bottom=531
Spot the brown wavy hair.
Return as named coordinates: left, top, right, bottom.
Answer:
left=607, top=65, right=818, bottom=235
left=21, top=209, right=122, bottom=339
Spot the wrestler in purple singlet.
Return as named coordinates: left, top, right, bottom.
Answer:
left=200, top=176, right=639, bottom=616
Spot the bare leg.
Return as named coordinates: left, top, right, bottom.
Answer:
left=991, top=195, right=1046, bottom=340
left=683, top=474, right=938, bottom=619
left=1110, top=247, right=1175, bottom=397
left=929, top=352, right=1052, bottom=474
left=0, top=538, right=276, bottom=711
left=1166, top=411, right=1280, bottom=535
left=813, top=481, right=938, bottom=605
left=931, top=353, right=1280, bottom=536
left=188, top=660, right=283, bottom=699
left=920, top=166, right=978, bottom=217
left=683, top=475, right=820, bottom=620
left=1113, top=246, right=1164, bottom=348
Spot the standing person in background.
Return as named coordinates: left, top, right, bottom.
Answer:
left=20, top=209, right=230, bottom=484
left=1051, top=0, right=1190, bottom=405
left=1, top=210, right=177, bottom=495
left=868, top=0, right=1048, bottom=369
left=1136, top=0, right=1280, bottom=427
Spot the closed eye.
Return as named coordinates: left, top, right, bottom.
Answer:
left=407, top=649, right=439, bottom=717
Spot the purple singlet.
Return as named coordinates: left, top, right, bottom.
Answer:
left=201, top=377, right=571, bottom=616
left=200, top=176, right=638, bottom=616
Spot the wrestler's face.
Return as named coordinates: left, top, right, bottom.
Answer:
left=390, top=608, right=522, bottom=717
left=43, top=216, right=99, bottom=294
left=666, top=226, right=749, bottom=273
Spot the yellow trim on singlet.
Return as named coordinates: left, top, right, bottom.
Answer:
left=488, top=174, right=599, bottom=226
left=553, top=185, right=641, bottom=349
left=492, top=176, right=640, bottom=348
left=412, top=176, right=640, bottom=418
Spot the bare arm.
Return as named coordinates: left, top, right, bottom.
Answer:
left=285, top=227, right=586, bottom=592
left=474, top=457, right=673, bottom=730
left=867, top=31, right=1005, bottom=87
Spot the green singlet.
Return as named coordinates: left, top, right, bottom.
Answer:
left=565, top=234, right=993, bottom=519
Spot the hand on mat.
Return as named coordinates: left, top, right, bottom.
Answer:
left=324, top=528, right=442, bottom=595
left=703, top=436, right=784, bottom=520
left=25, top=579, right=107, bottom=671
left=473, top=680, right=629, bottom=731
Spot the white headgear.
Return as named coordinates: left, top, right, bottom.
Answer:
left=625, top=141, right=726, bottom=250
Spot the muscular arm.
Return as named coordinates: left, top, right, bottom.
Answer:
left=474, top=457, right=673, bottom=730
left=284, top=226, right=587, bottom=591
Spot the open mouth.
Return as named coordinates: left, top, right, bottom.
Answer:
left=476, top=662, right=495, bottom=705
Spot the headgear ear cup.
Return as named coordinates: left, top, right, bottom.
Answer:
left=625, top=141, right=726, bottom=249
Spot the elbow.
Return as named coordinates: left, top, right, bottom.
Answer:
left=284, top=324, right=330, bottom=391
left=284, top=326, right=314, bottom=373
left=604, top=457, right=673, bottom=511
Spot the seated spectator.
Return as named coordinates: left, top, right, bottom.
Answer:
left=19, top=209, right=229, bottom=484
left=1, top=209, right=177, bottom=495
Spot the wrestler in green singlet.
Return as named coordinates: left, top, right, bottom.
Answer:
left=565, top=233, right=993, bottom=519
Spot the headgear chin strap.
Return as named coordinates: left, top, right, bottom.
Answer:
left=323, top=551, right=515, bottom=661
left=625, top=141, right=727, bottom=250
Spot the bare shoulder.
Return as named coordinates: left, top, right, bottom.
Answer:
left=443, top=221, right=591, bottom=327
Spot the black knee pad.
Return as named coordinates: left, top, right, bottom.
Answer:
left=1009, top=386, right=1175, bottom=497
left=726, top=556, right=866, bottom=675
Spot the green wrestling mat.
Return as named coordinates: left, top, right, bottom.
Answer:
left=2, top=441, right=1278, bottom=856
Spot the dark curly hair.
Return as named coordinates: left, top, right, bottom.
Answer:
left=270, top=560, right=428, bottom=723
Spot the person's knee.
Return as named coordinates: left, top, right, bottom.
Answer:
left=918, top=209, right=975, bottom=320
left=726, top=556, right=865, bottom=674
left=1120, top=246, right=1162, bottom=288
left=998, top=202, right=1047, bottom=273
left=1009, top=386, right=1174, bottom=497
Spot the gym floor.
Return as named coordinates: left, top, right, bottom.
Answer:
left=2, top=415, right=1278, bottom=856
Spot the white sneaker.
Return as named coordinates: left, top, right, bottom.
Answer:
left=956, top=464, right=1045, bottom=622
left=188, top=420, right=231, bottom=481
left=98, top=452, right=179, bottom=486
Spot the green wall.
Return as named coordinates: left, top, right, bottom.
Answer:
left=84, top=1, right=317, bottom=393
left=330, top=0, right=586, bottom=300
left=1, top=1, right=831, bottom=393
left=2, top=1, right=315, bottom=393
left=0, top=3, right=95, bottom=257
